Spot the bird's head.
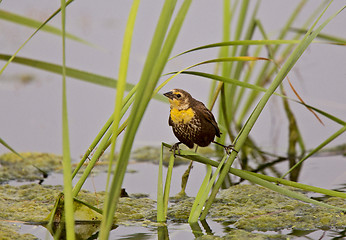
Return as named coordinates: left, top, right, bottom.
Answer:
left=163, top=89, right=192, bottom=110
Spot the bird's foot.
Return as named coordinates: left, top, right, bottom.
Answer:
left=213, top=141, right=238, bottom=155
left=224, top=145, right=238, bottom=155
left=170, top=142, right=182, bottom=158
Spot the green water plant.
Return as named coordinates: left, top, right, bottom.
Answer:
left=158, top=0, right=346, bottom=223
left=59, top=0, right=75, bottom=239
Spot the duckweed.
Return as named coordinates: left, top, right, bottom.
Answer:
left=196, top=229, right=287, bottom=240
left=209, top=185, right=346, bottom=231
left=1, top=152, right=345, bottom=238
left=0, top=223, right=37, bottom=240
left=0, top=152, right=62, bottom=183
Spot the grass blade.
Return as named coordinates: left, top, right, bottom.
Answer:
left=107, top=0, right=140, bottom=190
left=103, top=0, right=177, bottom=215
left=230, top=168, right=346, bottom=211
left=188, top=165, right=212, bottom=223
left=100, top=0, right=141, bottom=236
left=188, top=155, right=227, bottom=223
left=200, top=2, right=346, bottom=220
left=172, top=39, right=302, bottom=59
left=0, top=0, right=75, bottom=76
left=282, top=123, right=346, bottom=178
left=290, top=27, right=346, bottom=44
left=238, top=170, right=346, bottom=199
left=164, top=143, right=346, bottom=210
left=163, top=154, right=175, bottom=218
left=98, top=0, right=194, bottom=237
left=0, top=54, right=168, bottom=102
left=0, top=137, right=23, bottom=159
left=71, top=114, right=113, bottom=179
left=60, top=0, right=75, bottom=239
left=0, top=54, right=120, bottom=89
left=0, top=9, right=96, bottom=47
left=157, top=144, right=165, bottom=222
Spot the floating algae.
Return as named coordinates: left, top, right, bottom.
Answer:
left=161, top=185, right=346, bottom=232
left=1, top=156, right=345, bottom=239
left=0, top=152, right=62, bottom=183
left=167, top=196, right=194, bottom=221
left=0, top=222, right=38, bottom=240
left=0, top=152, right=136, bottom=180
left=1, top=183, right=341, bottom=232
left=195, top=229, right=288, bottom=240
left=0, top=184, right=62, bottom=239
left=0, top=183, right=156, bottom=223
left=0, top=184, right=63, bottom=222
left=209, top=185, right=346, bottom=231
left=0, top=183, right=156, bottom=238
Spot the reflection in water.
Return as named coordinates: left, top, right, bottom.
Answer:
left=157, top=226, right=169, bottom=240
left=327, top=228, right=346, bottom=240
left=23, top=220, right=346, bottom=240
left=189, top=221, right=203, bottom=238
left=200, top=219, right=213, bottom=235
left=116, top=232, right=152, bottom=240
left=44, top=220, right=117, bottom=240
left=189, top=220, right=214, bottom=238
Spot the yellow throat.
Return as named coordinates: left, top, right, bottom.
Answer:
left=170, top=107, right=195, bottom=124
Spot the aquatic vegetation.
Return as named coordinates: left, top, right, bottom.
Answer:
left=0, top=222, right=37, bottom=240
left=0, top=152, right=62, bottom=183
left=0, top=182, right=345, bottom=238
left=210, top=185, right=346, bottom=231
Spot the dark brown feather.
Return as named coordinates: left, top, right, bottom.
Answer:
left=165, top=89, right=221, bottom=149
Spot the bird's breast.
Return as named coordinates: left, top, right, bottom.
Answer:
left=170, top=108, right=195, bottom=124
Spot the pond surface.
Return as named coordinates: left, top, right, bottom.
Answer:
left=0, top=151, right=345, bottom=239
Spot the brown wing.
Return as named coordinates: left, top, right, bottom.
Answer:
left=168, top=114, right=173, bottom=126
left=195, top=100, right=221, bottom=138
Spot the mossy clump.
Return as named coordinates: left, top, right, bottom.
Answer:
left=0, top=223, right=37, bottom=240
left=0, top=152, right=62, bottom=183
left=1, top=181, right=345, bottom=238
left=224, top=229, right=287, bottom=240
left=0, top=184, right=155, bottom=224
left=115, top=197, right=156, bottom=222
left=0, top=184, right=159, bottom=240
left=2, top=183, right=339, bottom=233
left=196, top=229, right=287, bottom=240
left=0, top=184, right=61, bottom=222
left=153, top=184, right=346, bottom=232
left=209, top=185, right=346, bottom=231
left=167, top=197, right=194, bottom=221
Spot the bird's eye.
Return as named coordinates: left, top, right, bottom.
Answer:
left=176, top=94, right=182, bottom=98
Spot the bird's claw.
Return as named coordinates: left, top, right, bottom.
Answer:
left=212, top=141, right=238, bottom=155
left=170, top=142, right=181, bottom=158
left=224, top=145, right=238, bottom=155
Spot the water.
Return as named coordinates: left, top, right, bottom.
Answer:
left=15, top=219, right=346, bottom=239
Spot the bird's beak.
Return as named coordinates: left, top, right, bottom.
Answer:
left=163, top=91, right=174, bottom=99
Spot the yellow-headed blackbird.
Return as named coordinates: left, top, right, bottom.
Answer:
left=163, top=88, right=234, bottom=155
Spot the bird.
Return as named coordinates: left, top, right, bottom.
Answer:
left=163, top=88, right=235, bottom=156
